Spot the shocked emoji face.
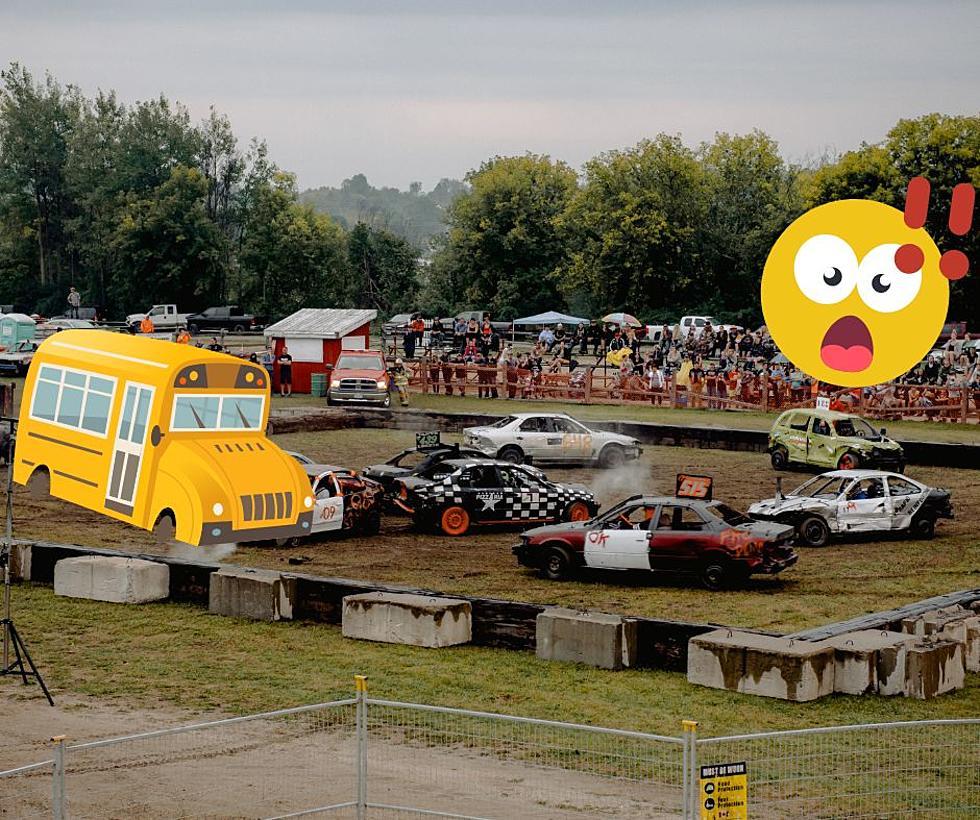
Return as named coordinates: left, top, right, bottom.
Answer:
left=762, top=199, right=948, bottom=386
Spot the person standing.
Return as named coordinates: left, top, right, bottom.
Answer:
left=139, top=315, right=155, bottom=334
left=67, top=286, right=81, bottom=319
left=391, top=358, right=410, bottom=406
left=277, top=346, right=293, bottom=397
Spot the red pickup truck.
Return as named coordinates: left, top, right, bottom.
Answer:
left=327, top=350, right=391, bottom=407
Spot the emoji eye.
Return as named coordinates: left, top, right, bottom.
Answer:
left=794, top=234, right=858, bottom=305
left=857, top=243, right=921, bottom=313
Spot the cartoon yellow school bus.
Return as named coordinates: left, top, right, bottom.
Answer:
left=14, top=330, right=314, bottom=545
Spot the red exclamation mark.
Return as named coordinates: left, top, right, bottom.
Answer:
left=896, top=176, right=930, bottom=273
left=940, top=183, right=975, bottom=281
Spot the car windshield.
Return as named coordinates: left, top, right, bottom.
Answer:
left=792, top=476, right=850, bottom=499
left=703, top=503, right=752, bottom=526
left=171, top=394, right=265, bottom=430
left=833, top=417, right=877, bottom=438
left=489, top=416, right=516, bottom=429
left=391, top=449, right=436, bottom=468
left=336, top=354, right=383, bottom=370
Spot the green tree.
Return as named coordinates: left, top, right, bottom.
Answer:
left=109, top=165, right=224, bottom=311
left=556, top=135, right=708, bottom=319
left=239, top=172, right=348, bottom=318
left=437, top=154, right=577, bottom=319
left=346, top=222, right=419, bottom=314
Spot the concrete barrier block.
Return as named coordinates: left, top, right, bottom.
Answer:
left=343, top=592, right=471, bottom=648
left=688, top=631, right=834, bottom=701
left=536, top=608, right=638, bottom=670
left=923, top=607, right=971, bottom=636
left=905, top=637, right=965, bottom=699
left=687, top=630, right=747, bottom=691
left=821, top=631, right=916, bottom=696
left=54, top=556, right=169, bottom=604
left=209, top=567, right=295, bottom=621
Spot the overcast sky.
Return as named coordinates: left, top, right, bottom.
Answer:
left=2, top=0, right=978, bottom=190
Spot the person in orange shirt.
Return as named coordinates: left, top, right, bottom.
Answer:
left=175, top=326, right=191, bottom=344
left=139, top=316, right=155, bottom=334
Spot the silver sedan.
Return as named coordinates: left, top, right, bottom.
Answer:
left=463, top=413, right=642, bottom=468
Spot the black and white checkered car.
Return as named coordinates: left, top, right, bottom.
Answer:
left=413, top=459, right=595, bottom=524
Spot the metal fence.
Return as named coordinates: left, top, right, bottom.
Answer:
left=3, top=682, right=979, bottom=819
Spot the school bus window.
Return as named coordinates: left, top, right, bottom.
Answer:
left=171, top=394, right=265, bottom=431
left=30, top=364, right=115, bottom=436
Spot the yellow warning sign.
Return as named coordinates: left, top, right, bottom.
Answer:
left=699, top=761, right=747, bottom=819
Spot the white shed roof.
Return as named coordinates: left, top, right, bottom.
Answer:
left=263, top=308, right=377, bottom=340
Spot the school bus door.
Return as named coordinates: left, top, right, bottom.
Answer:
left=105, top=382, right=155, bottom=516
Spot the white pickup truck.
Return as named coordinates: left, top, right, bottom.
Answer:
left=677, top=315, right=742, bottom=338
left=126, top=304, right=191, bottom=332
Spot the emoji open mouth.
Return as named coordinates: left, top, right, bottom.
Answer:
left=820, top=315, right=873, bottom=372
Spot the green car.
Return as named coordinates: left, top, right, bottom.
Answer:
left=767, top=408, right=905, bottom=472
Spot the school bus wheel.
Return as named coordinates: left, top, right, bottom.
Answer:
left=440, top=506, right=470, bottom=536
left=27, top=467, right=50, bottom=500
left=152, top=510, right=176, bottom=544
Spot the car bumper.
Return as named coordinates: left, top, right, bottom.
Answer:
left=328, top=389, right=389, bottom=404
left=512, top=544, right=538, bottom=568
left=201, top=512, right=314, bottom=545
left=759, top=550, right=799, bottom=575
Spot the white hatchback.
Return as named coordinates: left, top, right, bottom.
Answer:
left=463, top=413, right=642, bottom=468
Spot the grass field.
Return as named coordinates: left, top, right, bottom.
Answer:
left=8, top=582, right=980, bottom=738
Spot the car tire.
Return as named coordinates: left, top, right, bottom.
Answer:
left=361, top=511, right=382, bottom=536
left=27, top=468, right=50, bottom=500
left=598, top=444, right=626, bottom=469
left=275, top=536, right=302, bottom=547
left=563, top=501, right=592, bottom=522
left=770, top=446, right=789, bottom=470
left=798, top=515, right=831, bottom=547
left=542, top=546, right=574, bottom=581
left=440, top=505, right=470, bottom=536
left=232, top=324, right=246, bottom=333
left=497, top=446, right=524, bottom=464
left=700, top=562, right=729, bottom=591
left=188, top=323, right=199, bottom=334
left=152, top=511, right=176, bottom=544
left=909, top=514, right=936, bottom=540
left=837, top=452, right=861, bottom=470
left=326, top=395, right=336, bottom=407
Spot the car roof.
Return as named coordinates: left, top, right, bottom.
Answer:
left=607, top=494, right=715, bottom=507
left=439, top=458, right=511, bottom=468
left=303, top=464, right=354, bottom=477
left=503, top=412, right=575, bottom=420
left=814, top=469, right=909, bottom=480
left=780, top=408, right=857, bottom=421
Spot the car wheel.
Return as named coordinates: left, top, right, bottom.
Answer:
left=440, top=505, right=471, bottom=536
left=598, top=444, right=626, bottom=469
left=542, top=547, right=573, bottom=581
left=232, top=324, right=246, bottom=333
left=563, top=501, right=592, bottom=522
left=798, top=515, right=831, bottom=547
left=497, top=445, right=524, bottom=464
left=770, top=446, right=789, bottom=470
left=361, top=511, right=382, bottom=536
left=700, top=562, right=729, bottom=591
left=275, top=536, right=302, bottom=547
left=910, top=514, right=935, bottom=540
left=27, top=468, right=51, bottom=499
left=188, top=323, right=199, bottom=334
left=152, top=511, right=176, bottom=544
left=837, top=452, right=860, bottom=470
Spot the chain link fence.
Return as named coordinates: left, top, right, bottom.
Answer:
left=3, top=682, right=979, bottom=819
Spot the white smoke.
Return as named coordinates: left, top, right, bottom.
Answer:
left=588, top=460, right=661, bottom=507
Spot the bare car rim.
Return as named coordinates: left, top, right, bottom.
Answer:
left=566, top=501, right=591, bottom=522
left=441, top=506, right=470, bottom=535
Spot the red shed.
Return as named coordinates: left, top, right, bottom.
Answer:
left=263, top=308, right=377, bottom=394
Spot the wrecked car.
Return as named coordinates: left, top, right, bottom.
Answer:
left=767, top=408, right=905, bottom=472
left=748, top=469, right=953, bottom=547
left=513, top=484, right=797, bottom=591
left=362, top=442, right=486, bottom=502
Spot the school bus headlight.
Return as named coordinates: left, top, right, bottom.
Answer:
left=304, top=495, right=313, bottom=508
left=212, top=502, right=224, bottom=516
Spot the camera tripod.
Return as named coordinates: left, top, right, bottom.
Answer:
left=0, top=416, right=53, bottom=705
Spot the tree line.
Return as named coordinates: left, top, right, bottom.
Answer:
left=2, top=63, right=977, bottom=328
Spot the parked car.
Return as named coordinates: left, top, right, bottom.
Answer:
left=37, top=318, right=98, bottom=338
left=677, top=315, right=742, bottom=339
left=396, top=458, right=597, bottom=536
left=441, top=311, right=511, bottom=334
left=748, top=470, right=953, bottom=546
left=463, top=413, right=642, bottom=468
left=0, top=339, right=39, bottom=375
left=327, top=350, right=391, bottom=407
left=767, top=408, right=905, bottom=472
left=513, top=492, right=797, bottom=590
left=185, top=306, right=263, bottom=334
left=362, top=442, right=487, bottom=501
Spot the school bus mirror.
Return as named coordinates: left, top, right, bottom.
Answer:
left=150, top=425, right=164, bottom=447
